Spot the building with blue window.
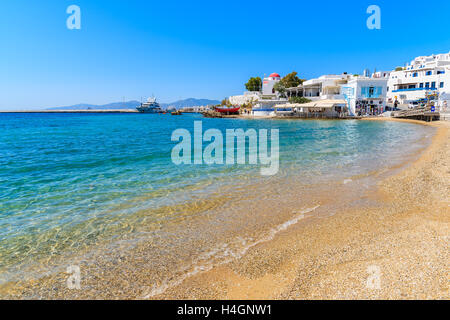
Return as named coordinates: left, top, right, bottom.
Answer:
left=387, top=52, right=450, bottom=111
left=341, top=77, right=388, bottom=116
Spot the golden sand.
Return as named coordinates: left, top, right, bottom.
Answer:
left=155, top=119, right=449, bottom=300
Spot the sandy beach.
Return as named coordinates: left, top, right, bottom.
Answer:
left=1, top=118, right=448, bottom=300
left=153, top=118, right=449, bottom=300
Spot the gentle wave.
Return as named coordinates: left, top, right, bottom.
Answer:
left=142, top=205, right=320, bottom=298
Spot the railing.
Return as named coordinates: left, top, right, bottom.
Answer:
left=361, top=94, right=382, bottom=98
left=392, top=87, right=437, bottom=92
left=276, top=112, right=345, bottom=119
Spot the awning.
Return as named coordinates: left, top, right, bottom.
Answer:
left=300, top=99, right=347, bottom=108
left=274, top=99, right=347, bottom=109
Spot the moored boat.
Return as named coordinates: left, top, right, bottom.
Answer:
left=215, top=106, right=240, bottom=114
left=136, top=97, right=162, bottom=113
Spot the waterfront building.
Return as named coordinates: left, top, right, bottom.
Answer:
left=262, top=73, right=282, bottom=96
left=284, top=72, right=388, bottom=117
left=387, top=52, right=450, bottom=111
left=228, top=72, right=289, bottom=116
left=252, top=98, right=289, bottom=117
left=301, top=74, right=353, bottom=100
left=341, top=76, right=388, bottom=116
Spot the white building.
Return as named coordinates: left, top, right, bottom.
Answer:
left=302, top=74, right=354, bottom=100
left=262, top=73, right=281, bottom=96
left=228, top=72, right=282, bottom=107
left=228, top=72, right=288, bottom=117
left=387, top=52, right=450, bottom=111
left=341, top=77, right=388, bottom=116
left=252, top=99, right=289, bottom=117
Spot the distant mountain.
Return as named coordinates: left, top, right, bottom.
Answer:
left=48, top=98, right=220, bottom=110
left=160, top=98, right=220, bottom=109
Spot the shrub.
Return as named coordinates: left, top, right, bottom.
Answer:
left=289, top=97, right=312, bottom=104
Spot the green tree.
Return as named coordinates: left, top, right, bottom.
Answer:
left=289, top=96, right=312, bottom=104
left=281, top=71, right=303, bottom=88
left=245, top=77, right=262, bottom=92
left=273, top=82, right=286, bottom=97
left=395, top=67, right=404, bottom=71
left=221, top=98, right=231, bottom=106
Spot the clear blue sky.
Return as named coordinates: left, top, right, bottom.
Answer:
left=1, top=0, right=450, bottom=109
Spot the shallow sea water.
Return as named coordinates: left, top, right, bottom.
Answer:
left=0, top=113, right=435, bottom=296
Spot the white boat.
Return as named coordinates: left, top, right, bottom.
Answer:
left=136, top=97, right=162, bottom=113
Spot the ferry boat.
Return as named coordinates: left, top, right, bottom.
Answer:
left=136, top=97, right=162, bottom=113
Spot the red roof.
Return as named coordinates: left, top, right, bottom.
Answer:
left=269, top=73, right=281, bottom=78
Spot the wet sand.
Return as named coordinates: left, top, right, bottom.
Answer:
left=155, top=119, right=449, bottom=300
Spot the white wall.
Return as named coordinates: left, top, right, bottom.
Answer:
left=262, top=77, right=280, bottom=95
left=229, top=92, right=260, bottom=105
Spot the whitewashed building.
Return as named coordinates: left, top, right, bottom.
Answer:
left=228, top=72, right=289, bottom=117
left=302, top=74, right=354, bottom=100
left=341, top=77, right=388, bottom=116
left=262, top=73, right=282, bottom=96
left=387, top=52, right=450, bottom=111
left=252, top=99, right=289, bottom=117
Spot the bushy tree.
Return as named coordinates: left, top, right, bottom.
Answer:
left=273, top=82, right=286, bottom=97
left=221, top=98, right=231, bottom=106
left=289, top=96, right=312, bottom=104
left=245, top=77, right=262, bottom=92
left=281, top=72, right=303, bottom=88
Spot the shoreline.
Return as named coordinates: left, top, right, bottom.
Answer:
left=0, top=118, right=447, bottom=299
left=154, top=118, right=449, bottom=299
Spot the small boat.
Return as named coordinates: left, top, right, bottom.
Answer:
left=171, top=110, right=182, bottom=115
left=215, top=106, right=240, bottom=114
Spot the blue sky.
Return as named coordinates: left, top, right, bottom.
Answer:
left=1, top=0, right=450, bottom=109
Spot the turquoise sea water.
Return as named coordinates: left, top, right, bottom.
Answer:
left=0, top=113, right=435, bottom=287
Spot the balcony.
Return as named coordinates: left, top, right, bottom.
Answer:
left=392, top=87, right=437, bottom=93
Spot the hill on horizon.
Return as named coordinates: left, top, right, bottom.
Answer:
left=47, top=98, right=220, bottom=110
